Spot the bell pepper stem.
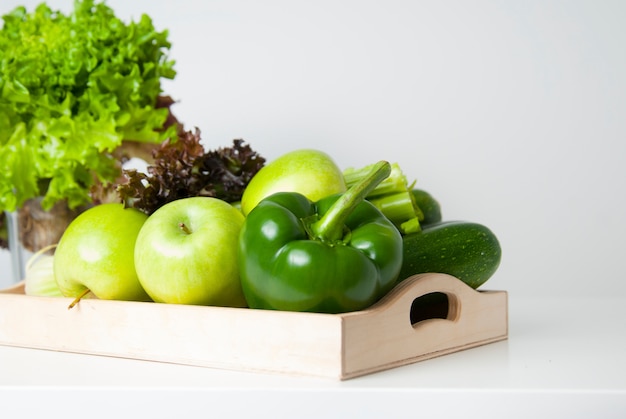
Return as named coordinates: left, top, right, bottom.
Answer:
left=311, top=161, right=391, bottom=242
left=343, top=161, right=407, bottom=197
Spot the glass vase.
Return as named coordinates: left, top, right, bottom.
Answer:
left=5, top=210, right=26, bottom=284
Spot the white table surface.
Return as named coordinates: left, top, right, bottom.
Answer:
left=1, top=295, right=625, bottom=419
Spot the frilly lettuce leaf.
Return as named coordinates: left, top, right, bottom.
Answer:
left=0, top=0, right=177, bottom=212
left=118, top=130, right=266, bottom=215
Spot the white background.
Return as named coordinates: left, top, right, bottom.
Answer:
left=1, top=0, right=625, bottom=299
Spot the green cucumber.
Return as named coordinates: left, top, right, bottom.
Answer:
left=411, top=189, right=442, bottom=227
left=398, top=221, right=502, bottom=289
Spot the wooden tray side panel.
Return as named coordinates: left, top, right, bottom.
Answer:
left=340, top=274, right=508, bottom=379
left=0, top=292, right=344, bottom=378
left=0, top=273, right=508, bottom=380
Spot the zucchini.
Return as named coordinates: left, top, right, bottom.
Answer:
left=398, top=221, right=501, bottom=289
left=411, top=189, right=442, bottom=227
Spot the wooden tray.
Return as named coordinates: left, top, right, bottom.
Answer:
left=0, top=273, right=507, bottom=380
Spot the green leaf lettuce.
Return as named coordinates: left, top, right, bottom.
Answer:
left=0, top=0, right=177, bottom=211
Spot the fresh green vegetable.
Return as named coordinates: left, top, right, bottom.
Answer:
left=411, top=189, right=442, bottom=227
left=24, top=246, right=64, bottom=297
left=118, top=129, right=265, bottom=215
left=238, top=161, right=403, bottom=313
left=343, top=162, right=423, bottom=234
left=398, top=221, right=502, bottom=289
left=0, top=0, right=177, bottom=212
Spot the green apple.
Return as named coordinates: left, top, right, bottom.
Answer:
left=134, top=197, right=246, bottom=307
left=240, top=149, right=346, bottom=215
left=54, top=203, right=151, bottom=306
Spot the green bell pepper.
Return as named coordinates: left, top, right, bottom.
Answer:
left=238, top=161, right=403, bottom=313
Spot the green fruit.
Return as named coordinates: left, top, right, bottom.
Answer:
left=398, top=221, right=502, bottom=289
left=54, top=203, right=150, bottom=305
left=134, top=197, right=246, bottom=307
left=240, top=149, right=346, bottom=215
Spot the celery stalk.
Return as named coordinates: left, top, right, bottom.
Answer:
left=343, top=163, right=407, bottom=197
left=343, top=162, right=423, bottom=234
left=369, top=191, right=423, bottom=222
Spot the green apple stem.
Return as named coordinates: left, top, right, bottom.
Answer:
left=179, top=222, right=192, bottom=235
left=67, top=288, right=91, bottom=310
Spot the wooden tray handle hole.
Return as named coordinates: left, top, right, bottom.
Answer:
left=410, top=292, right=458, bottom=327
